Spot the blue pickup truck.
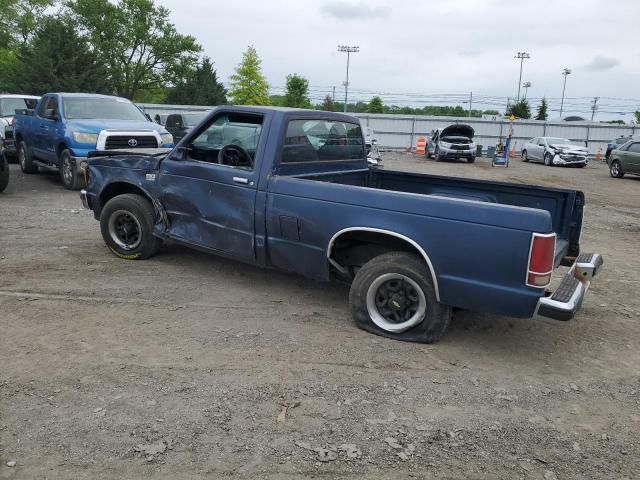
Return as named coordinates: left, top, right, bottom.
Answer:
left=13, top=93, right=173, bottom=190
left=79, top=107, right=603, bottom=343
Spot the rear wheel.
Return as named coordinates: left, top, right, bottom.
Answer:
left=349, top=252, right=451, bottom=343
left=100, top=194, right=162, bottom=260
left=18, top=141, right=37, bottom=173
left=0, top=153, right=9, bottom=192
left=59, top=149, right=83, bottom=190
left=610, top=160, right=624, bottom=178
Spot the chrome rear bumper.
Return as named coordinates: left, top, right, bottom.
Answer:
left=536, top=253, right=603, bottom=322
left=79, top=189, right=90, bottom=210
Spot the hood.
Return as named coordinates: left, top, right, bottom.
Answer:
left=68, top=118, right=167, bottom=133
left=549, top=143, right=587, bottom=153
left=440, top=124, right=474, bottom=139
left=88, top=148, right=171, bottom=170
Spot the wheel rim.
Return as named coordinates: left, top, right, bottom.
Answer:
left=611, top=162, right=619, bottom=176
left=19, top=146, right=25, bottom=168
left=366, top=273, right=427, bottom=333
left=522, top=151, right=526, bottom=161
left=62, top=154, right=73, bottom=185
left=108, top=209, right=142, bottom=250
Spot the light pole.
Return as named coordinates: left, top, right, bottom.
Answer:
left=514, top=52, right=530, bottom=101
left=559, top=67, right=571, bottom=119
left=522, top=81, right=532, bottom=100
left=337, top=45, right=359, bottom=113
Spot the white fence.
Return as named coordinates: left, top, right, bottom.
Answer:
left=137, top=103, right=638, bottom=154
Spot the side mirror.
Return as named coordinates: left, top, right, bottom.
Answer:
left=44, top=109, right=58, bottom=120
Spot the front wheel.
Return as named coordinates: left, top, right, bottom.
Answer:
left=434, top=147, right=442, bottom=162
left=467, top=156, right=476, bottom=163
left=544, top=152, right=553, bottom=166
left=0, top=153, right=9, bottom=192
left=521, top=150, right=529, bottom=162
left=100, top=194, right=162, bottom=260
left=349, top=252, right=452, bottom=343
left=59, top=149, right=83, bottom=190
left=610, top=160, right=624, bottom=178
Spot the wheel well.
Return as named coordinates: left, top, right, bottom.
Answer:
left=328, top=230, right=437, bottom=292
left=100, top=182, right=150, bottom=210
left=56, top=143, right=68, bottom=158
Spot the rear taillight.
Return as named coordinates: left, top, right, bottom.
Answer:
left=527, top=233, right=556, bottom=287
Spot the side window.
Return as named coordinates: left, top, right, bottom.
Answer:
left=183, top=112, right=263, bottom=170
left=37, top=96, right=50, bottom=117
left=531, top=137, right=538, bottom=144
left=281, top=119, right=363, bottom=163
left=538, top=138, right=546, bottom=146
left=628, top=143, right=640, bottom=154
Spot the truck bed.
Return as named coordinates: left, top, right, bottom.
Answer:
left=292, top=168, right=583, bottom=266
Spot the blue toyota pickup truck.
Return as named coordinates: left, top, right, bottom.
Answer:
left=13, top=93, right=173, bottom=190
left=79, top=107, right=603, bottom=343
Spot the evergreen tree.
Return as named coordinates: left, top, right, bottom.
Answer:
left=228, top=46, right=270, bottom=105
left=535, top=97, right=548, bottom=120
left=166, top=58, right=226, bottom=105
left=283, top=73, right=311, bottom=108
left=320, top=94, right=335, bottom=111
left=6, top=15, right=111, bottom=95
left=506, top=99, right=531, bottom=119
left=368, top=96, right=384, bottom=113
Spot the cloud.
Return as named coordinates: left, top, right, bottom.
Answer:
left=321, top=1, right=390, bottom=20
left=585, top=56, right=620, bottom=71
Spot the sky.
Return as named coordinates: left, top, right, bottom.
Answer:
left=160, top=0, right=640, bottom=121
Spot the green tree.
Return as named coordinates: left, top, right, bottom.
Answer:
left=69, top=0, right=201, bottom=100
left=535, top=97, right=548, bottom=120
left=283, top=73, right=310, bottom=108
left=165, top=57, right=227, bottom=105
left=0, top=0, right=55, bottom=45
left=635, top=111, right=640, bottom=124
left=5, top=15, right=111, bottom=95
left=228, top=46, right=270, bottom=105
left=507, top=99, right=531, bottom=119
left=320, top=94, right=335, bottom=111
left=368, top=96, right=384, bottom=113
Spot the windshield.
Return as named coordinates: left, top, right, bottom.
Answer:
left=183, top=113, right=207, bottom=127
left=63, top=97, right=147, bottom=121
left=0, top=97, right=38, bottom=117
left=546, top=137, right=572, bottom=145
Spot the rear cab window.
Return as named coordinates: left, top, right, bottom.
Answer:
left=281, top=119, right=364, bottom=164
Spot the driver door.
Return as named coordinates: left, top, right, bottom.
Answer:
left=157, top=111, right=264, bottom=263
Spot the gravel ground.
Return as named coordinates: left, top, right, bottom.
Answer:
left=0, top=154, right=639, bottom=479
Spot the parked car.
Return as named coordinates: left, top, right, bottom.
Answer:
left=521, top=137, right=588, bottom=167
left=606, top=136, right=633, bottom=160
left=79, top=107, right=603, bottom=344
left=0, top=94, right=40, bottom=160
left=426, top=124, right=476, bottom=163
left=607, top=140, right=640, bottom=178
left=154, top=113, right=169, bottom=126
left=165, top=112, right=208, bottom=143
left=13, top=93, right=174, bottom=190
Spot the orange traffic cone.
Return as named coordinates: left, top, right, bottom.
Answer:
left=415, top=137, right=427, bottom=155
left=595, top=148, right=602, bottom=162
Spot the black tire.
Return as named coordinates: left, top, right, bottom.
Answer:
left=349, top=252, right=452, bottom=344
left=467, top=156, right=476, bottom=163
left=521, top=150, right=529, bottom=162
left=0, top=153, right=9, bottom=193
left=18, top=140, right=37, bottom=173
left=59, top=149, right=83, bottom=190
left=544, top=152, right=553, bottom=166
left=434, top=147, right=442, bottom=162
left=610, top=160, right=624, bottom=178
left=99, top=194, right=162, bottom=260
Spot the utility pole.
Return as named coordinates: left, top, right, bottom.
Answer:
left=332, top=86, right=336, bottom=103
left=468, top=91, right=472, bottom=117
left=590, top=96, right=599, bottom=121
left=522, top=81, right=532, bottom=100
left=559, top=67, right=571, bottom=119
left=514, top=52, right=530, bottom=101
left=337, top=45, right=359, bottom=113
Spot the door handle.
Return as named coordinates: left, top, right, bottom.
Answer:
left=39, top=124, right=47, bottom=129
left=233, top=176, right=249, bottom=185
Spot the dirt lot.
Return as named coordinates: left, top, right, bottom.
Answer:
left=1, top=154, right=639, bottom=479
